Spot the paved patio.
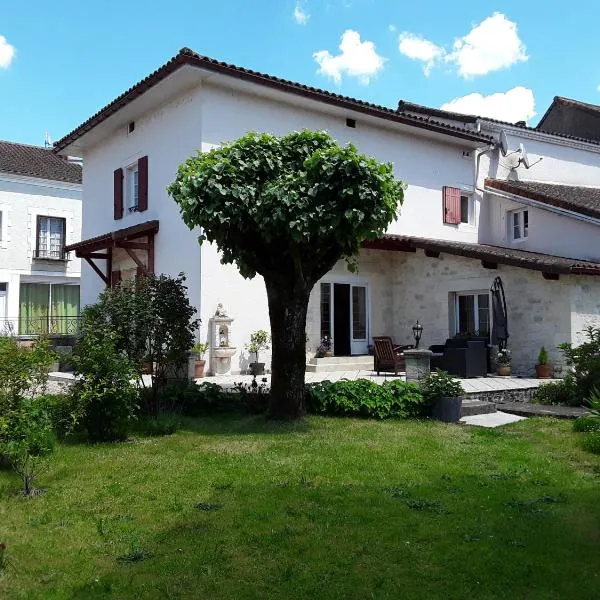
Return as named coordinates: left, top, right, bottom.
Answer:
left=199, top=370, right=549, bottom=393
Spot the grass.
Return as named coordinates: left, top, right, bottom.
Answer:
left=1, top=415, right=599, bottom=599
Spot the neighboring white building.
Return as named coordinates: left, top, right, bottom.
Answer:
left=55, top=48, right=600, bottom=375
left=0, top=141, right=82, bottom=337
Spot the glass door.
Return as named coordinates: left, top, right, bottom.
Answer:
left=351, top=284, right=368, bottom=355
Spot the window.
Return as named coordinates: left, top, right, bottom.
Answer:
left=454, top=292, right=490, bottom=337
left=36, top=216, right=66, bottom=259
left=510, top=209, right=529, bottom=240
left=0, top=211, right=3, bottom=241
left=127, top=165, right=139, bottom=212
left=460, top=194, right=474, bottom=225
left=19, top=283, right=80, bottom=335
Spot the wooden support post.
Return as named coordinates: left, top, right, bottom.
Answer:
left=84, top=257, right=109, bottom=285
left=148, top=234, right=155, bottom=274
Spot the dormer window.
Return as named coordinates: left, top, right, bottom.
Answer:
left=510, top=209, right=529, bottom=241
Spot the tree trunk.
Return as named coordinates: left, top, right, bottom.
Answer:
left=265, top=281, right=310, bottom=420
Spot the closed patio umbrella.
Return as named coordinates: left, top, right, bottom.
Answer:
left=490, top=276, right=509, bottom=350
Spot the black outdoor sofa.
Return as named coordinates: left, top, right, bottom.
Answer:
left=429, top=338, right=489, bottom=378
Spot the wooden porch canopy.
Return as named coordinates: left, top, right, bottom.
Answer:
left=65, top=220, right=159, bottom=286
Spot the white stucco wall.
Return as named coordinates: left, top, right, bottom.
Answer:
left=0, top=174, right=81, bottom=321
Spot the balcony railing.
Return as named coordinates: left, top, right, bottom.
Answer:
left=0, top=316, right=81, bottom=337
left=33, top=249, right=67, bottom=261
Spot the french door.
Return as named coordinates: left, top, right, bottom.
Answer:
left=320, top=281, right=369, bottom=355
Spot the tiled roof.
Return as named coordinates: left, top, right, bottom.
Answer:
left=363, top=234, right=600, bottom=276
left=53, top=48, right=493, bottom=153
left=397, top=99, right=600, bottom=147
left=0, top=140, right=82, bottom=184
left=485, top=179, right=600, bottom=221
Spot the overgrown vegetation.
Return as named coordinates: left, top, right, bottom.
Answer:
left=532, top=379, right=579, bottom=406
left=559, top=326, right=600, bottom=402
left=420, top=370, right=465, bottom=404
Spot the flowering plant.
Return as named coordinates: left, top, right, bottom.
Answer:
left=496, top=348, right=512, bottom=366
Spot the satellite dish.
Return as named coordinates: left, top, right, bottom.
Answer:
left=499, top=130, right=509, bottom=156
left=519, top=143, right=531, bottom=169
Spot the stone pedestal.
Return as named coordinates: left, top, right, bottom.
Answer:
left=404, top=349, right=432, bottom=383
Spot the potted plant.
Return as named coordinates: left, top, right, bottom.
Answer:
left=192, top=342, right=209, bottom=378
left=420, top=370, right=465, bottom=423
left=535, top=346, right=553, bottom=379
left=496, top=348, right=512, bottom=376
left=246, top=330, right=270, bottom=376
left=315, top=335, right=334, bottom=358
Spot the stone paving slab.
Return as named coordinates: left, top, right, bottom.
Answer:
left=460, top=411, right=527, bottom=428
left=497, top=402, right=589, bottom=419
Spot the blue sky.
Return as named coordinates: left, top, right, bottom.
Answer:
left=1, top=0, right=599, bottom=146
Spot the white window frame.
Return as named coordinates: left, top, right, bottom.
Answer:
left=453, top=290, right=491, bottom=337
left=36, top=215, right=66, bottom=260
left=126, top=164, right=139, bottom=212
left=509, top=208, right=529, bottom=242
left=459, top=193, right=474, bottom=226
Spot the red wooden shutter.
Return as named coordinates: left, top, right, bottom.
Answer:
left=443, top=186, right=461, bottom=224
left=114, top=168, right=124, bottom=220
left=137, top=156, right=148, bottom=212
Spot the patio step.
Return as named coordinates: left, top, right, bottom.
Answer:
left=306, top=355, right=374, bottom=373
left=460, top=399, right=497, bottom=417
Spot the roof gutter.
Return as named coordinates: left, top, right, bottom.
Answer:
left=484, top=185, right=600, bottom=227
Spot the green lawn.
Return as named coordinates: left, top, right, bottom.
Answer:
left=1, top=415, right=599, bottom=599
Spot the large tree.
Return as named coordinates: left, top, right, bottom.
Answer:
left=169, top=130, right=404, bottom=419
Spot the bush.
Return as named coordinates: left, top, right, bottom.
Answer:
left=559, top=327, right=600, bottom=401
left=573, top=416, right=600, bottom=433
left=532, top=380, right=579, bottom=407
left=305, top=379, right=422, bottom=419
left=420, top=371, right=465, bottom=404
left=141, top=414, right=180, bottom=437
left=71, top=307, right=139, bottom=442
left=381, top=380, right=428, bottom=418
left=582, top=432, right=600, bottom=455
left=34, top=394, right=82, bottom=439
left=537, top=346, right=550, bottom=366
left=0, top=400, right=55, bottom=496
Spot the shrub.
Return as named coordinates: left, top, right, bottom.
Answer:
left=92, top=273, right=199, bottom=414
left=582, top=432, right=600, bottom=455
left=559, top=326, right=600, bottom=401
left=420, top=371, right=465, bottom=405
left=0, top=399, right=55, bottom=496
left=141, top=414, right=180, bottom=437
left=573, top=416, right=600, bottom=433
left=305, top=379, right=419, bottom=419
left=71, top=307, right=139, bottom=442
left=0, top=337, right=56, bottom=495
left=246, top=330, right=270, bottom=364
left=532, top=380, right=579, bottom=406
left=34, top=394, right=82, bottom=439
left=381, top=380, right=428, bottom=418
left=537, top=346, right=550, bottom=366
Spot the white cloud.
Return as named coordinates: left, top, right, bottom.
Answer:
left=313, top=30, right=385, bottom=85
left=441, top=86, right=536, bottom=123
left=398, top=33, right=444, bottom=76
left=447, top=13, right=528, bottom=78
left=388, top=24, right=397, bottom=33
left=398, top=13, right=527, bottom=79
left=0, top=35, right=15, bottom=69
left=293, top=2, right=310, bottom=25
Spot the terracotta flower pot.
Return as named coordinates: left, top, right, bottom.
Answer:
left=496, top=365, right=511, bottom=376
left=194, top=359, right=206, bottom=378
left=535, top=364, right=553, bottom=379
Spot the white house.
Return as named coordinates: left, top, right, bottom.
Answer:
left=55, top=48, right=600, bottom=375
left=0, top=141, right=82, bottom=338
